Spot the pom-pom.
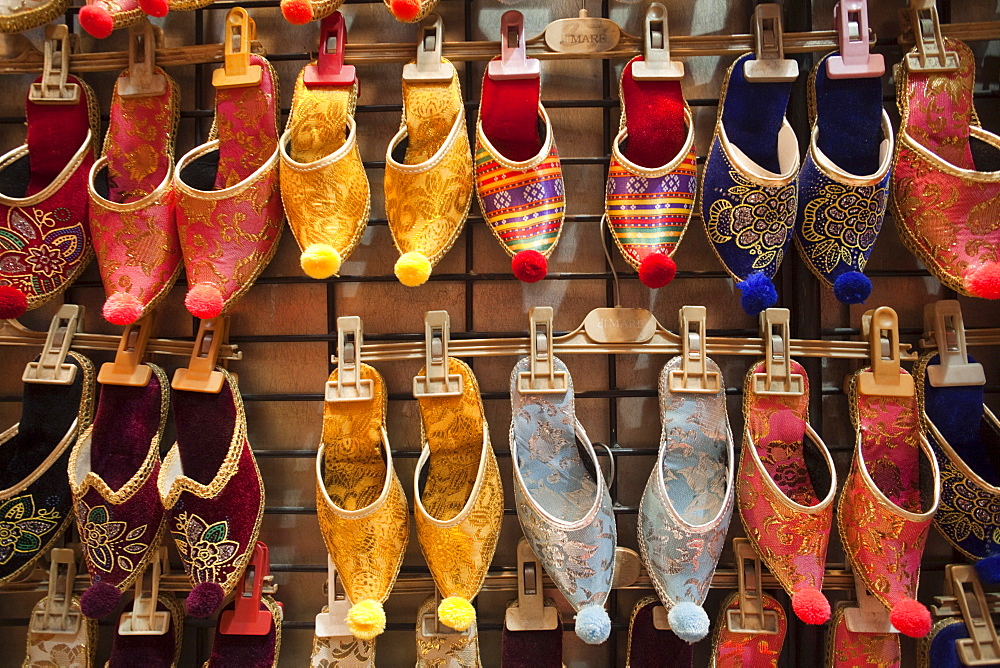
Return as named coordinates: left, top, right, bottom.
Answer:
left=575, top=604, right=611, bottom=644
left=890, top=597, right=931, bottom=638
left=0, top=285, right=27, bottom=319
left=791, top=587, right=830, bottom=625
left=512, top=250, right=548, bottom=283
left=80, top=581, right=121, bottom=619
left=975, top=554, right=1000, bottom=585
left=346, top=599, right=386, bottom=640
left=668, top=601, right=710, bottom=643
left=394, top=251, right=432, bottom=287
left=103, top=292, right=143, bottom=325
left=138, top=0, right=168, bottom=17
left=301, top=243, right=342, bottom=279
left=965, top=262, right=1000, bottom=300
left=388, top=0, right=420, bottom=22
left=79, top=3, right=115, bottom=39
left=280, top=0, right=313, bottom=25
left=437, top=596, right=475, bottom=632
left=186, top=582, right=225, bottom=618
left=736, top=272, right=778, bottom=316
left=638, top=252, right=677, bottom=289
left=833, top=271, right=872, bottom=304
left=185, top=283, right=224, bottom=319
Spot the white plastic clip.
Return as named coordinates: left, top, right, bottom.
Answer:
left=631, top=3, right=684, bottom=80
left=488, top=10, right=540, bottom=80
left=844, top=569, right=898, bottom=634
left=669, top=306, right=721, bottom=394
left=22, top=304, right=82, bottom=385
left=326, top=316, right=374, bottom=402
left=403, top=14, right=453, bottom=82
left=118, top=19, right=167, bottom=97
left=827, top=0, right=884, bottom=79
left=118, top=547, right=170, bottom=635
left=412, top=311, right=462, bottom=397
left=517, top=307, right=568, bottom=394
left=920, top=300, right=986, bottom=388
left=858, top=307, right=914, bottom=397
left=30, top=548, right=80, bottom=635
left=726, top=538, right=780, bottom=634
left=315, top=557, right=354, bottom=638
left=905, top=0, right=959, bottom=72
left=744, top=3, right=799, bottom=82
left=505, top=539, right=559, bottom=631
left=29, top=25, right=80, bottom=105
left=753, top=308, right=804, bottom=396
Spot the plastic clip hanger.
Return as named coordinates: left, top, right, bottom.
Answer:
left=505, top=538, right=559, bottom=631
left=919, top=300, right=986, bottom=388
left=844, top=568, right=898, bottom=633
left=412, top=311, right=463, bottom=397
left=326, top=316, right=373, bottom=402
left=118, top=19, right=167, bottom=97
left=827, top=0, right=884, bottom=79
left=726, top=538, right=780, bottom=634
left=97, top=311, right=156, bottom=387
left=631, top=3, right=684, bottom=80
left=943, top=564, right=1000, bottom=665
left=904, top=0, right=959, bottom=73
left=402, top=14, right=452, bottom=82
left=304, top=12, right=356, bottom=87
left=22, top=304, right=82, bottom=385
left=669, top=306, right=721, bottom=394
left=29, top=24, right=80, bottom=105
left=315, top=556, right=353, bottom=638
left=171, top=316, right=229, bottom=393
left=220, top=542, right=275, bottom=635
left=752, top=308, right=804, bottom=396
left=857, top=306, right=914, bottom=397
left=118, top=546, right=170, bottom=635
left=744, top=3, right=799, bottom=82
left=212, top=8, right=263, bottom=89
left=517, top=307, right=568, bottom=394
left=488, top=10, right=540, bottom=81
left=30, top=548, right=80, bottom=635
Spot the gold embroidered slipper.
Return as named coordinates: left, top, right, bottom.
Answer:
left=413, top=357, right=503, bottom=633
left=24, top=594, right=98, bottom=667
left=415, top=595, right=481, bottom=667
left=311, top=607, right=375, bottom=668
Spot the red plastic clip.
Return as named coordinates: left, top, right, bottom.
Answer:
left=219, top=542, right=274, bottom=636
left=827, top=0, right=884, bottom=78
left=304, top=12, right=356, bottom=87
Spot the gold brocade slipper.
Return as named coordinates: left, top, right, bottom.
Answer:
left=311, top=607, right=375, bottom=668
left=23, top=594, right=98, bottom=667
left=413, top=357, right=503, bottom=633
left=316, top=363, right=408, bottom=640
left=415, top=595, right=481, bottom=668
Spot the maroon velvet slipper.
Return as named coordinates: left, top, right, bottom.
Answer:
left=501, top=598, right=562, bottom=668
left=158, top=368, right=264, bottom=619
left=627, top=596, right=693, bottom=668
left=69, top=364, right=169, bottom=619
left=107, top=594, right=184, bottom=667
left=204, top=596, right=282, bottom=668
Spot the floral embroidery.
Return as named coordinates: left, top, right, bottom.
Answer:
left=0, top=494, right=60, bottom=565
left=799, top=181, right=888, bottom=274
left=0, top=206, right=87, bottom=307
left=711, top=591, right=786, bottom=667
left=827, top=604, right=899, bottom=667
left=77, top=503, right=148, bottom=573
left=172, top=512, right=240, bottom=583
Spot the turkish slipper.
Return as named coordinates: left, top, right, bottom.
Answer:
left=415, top=595, right=481, bottom=667
left=90, top=64, right=182, bottom=325
left=0, top=75, right=98, bottom=321
left=79, top=0, right=146, bottom=39
left=106, top=594, right=184, bottom=667
left=23, top=593, right=98, bottom=667
left=203, top=596, right=283, bottom=668
left=501, top=597, right=562, bottom=668
left=383, top=0, right=436, bottom=23
left=607, top=56, right=697, bottom=289
left=825, top=601, right=900, bottom=668
left=625, top=595, right=693, bottom=668
left=917, top=618, right=973, bottom=668
left=0, top=352, right=94, bottom=583
left=280, top=0, right=342, bottom=24
left=0, top=0, right=68, bottom=32
left=310, top=607, right=375, bottom=668
left=709, top=591, right=787, bottom=667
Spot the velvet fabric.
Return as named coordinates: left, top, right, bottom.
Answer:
left=719, top=54, right=793, bottom=174
left=627, top=600, right=693, bottom=668
left=24, top=75, right=92, bottom=196
left=479, top=66, right=540, bottom=163
left=813, top=55, right=882, bottom=176
left=107, top=599, right=179, bottom=667
left=501, top=616, right=562, bottom=667
left=923, top=620, right=967, bottom=668
left=173, top=381, right=238, bottom=485
left=91, top=374, right=164, bottom=490
left=620, top=58, right=686, bottom=169
left=205, top=600, right=279, bottom=667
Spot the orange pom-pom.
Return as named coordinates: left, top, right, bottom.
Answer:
left=890, top=597, right=931, bottom=638
left=185, top=283, right=224, bottom=320
left=791, top=587, right=830, bottom=625
left=139, top=0, right=168, bottom=17
left=638, top=252, right=677, bottom=289
left=512, top=250, right=547, bottom=283
left=281, top=0, right=313, bottom=24
left=389, top=0, right=421, bottom=22
left=965, top=262, right=1000, bottom=300
left=79, top=3, right=114, bottom=39
left=0, top=285, right=27, bottom=320
left=103, top=293, right=143, bottom=326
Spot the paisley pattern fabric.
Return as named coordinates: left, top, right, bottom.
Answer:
left=475, top=106, right=565, bottom=259
left=311, top=615, right=375, bottom=667
left=739, top=360, right=835, bottom=598
left=891, top=39, right=1000, bottom=296
left=639, top=356, right=733, bottom=610
left=413, top=358, right=503, bottom=603
left=280, top=72, right=370, bottom=273
left=414, top=596, right=480, bottom=668
left=316, top=364, right=408, bottom=609
left=23, top=595, right=97, bottom=668
left=510, top=356, right=616, bottom=612
left=0, top=0, right=67, bottom=33
left=826, top=602, right=900, bottom=668
left=709, top=591, right=786, bottom=668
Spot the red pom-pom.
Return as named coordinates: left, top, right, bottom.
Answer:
left=791, top=587, right=830, bottom=625
left=139, top=0, right=168, bottom=17
left=186, top=582, right=225, bottom=618
left=79, top=3, right=115, bottom=39
left=0, top=285, right=27, bottom=319
left=185, top=283, right=224, bottom=319
left=637, top=252, right=677, bottom=289
left=512, top=250, right=548, bottom=283
left=389, top=0, right=421, bottom=22
left=965, top=262, right=1000, bottom=300
left=103, top=292, right=143, bottom=326
left=890, top=597, right=932, bottom=638
left=280, top=0, right=312, bottom=24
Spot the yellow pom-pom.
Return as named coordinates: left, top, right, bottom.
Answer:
left=300, top=243, right=342, bottom=279
left=437, top=596, right=476, bottom=632
left=346, top=599, right=386, bottom=640
left=394, top=251, right=432, bottom=287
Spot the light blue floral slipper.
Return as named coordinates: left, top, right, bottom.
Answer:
left=509, top=355, right=616, bottom=645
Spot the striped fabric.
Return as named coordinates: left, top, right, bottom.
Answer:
left=474, top=143, right=565, bottom=257
left=605, top=148, right=697, bottom=267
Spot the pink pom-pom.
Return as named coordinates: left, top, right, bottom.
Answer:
left=637, top=252, right=677, bottom=289
left=79, top=3, right=115, bottom=39
left=103, top=292, right=144, bottom=325
left=185, top=283, right=224, bottom=319
left=280, top=0, right=313, bottom=24
left=965, top=262, right=1000, bottom=300
left=0, top=285, right=27, bottom=319
left=139, top=0, right=168, bottom=17
left=890, top=597, right=932, bottom=638
left=791, top=587, right=830, bottom=625
left=389, top=0, right=420, bottom=21
left=186, top=582, right=225, bottom=618
left=512, top=250, right=548, bottom=283
left=81, top=581, right=121, bottom=619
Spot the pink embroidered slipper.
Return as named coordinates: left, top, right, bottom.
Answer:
left=174, top=9, right=282, bottom=320
left=825, top=601, right=900, bottom=668
left=709, top=591, right=787, bottom=667
left=0, top=67, right=97, bottom=320
left=89, top=45, right=182, bottom=326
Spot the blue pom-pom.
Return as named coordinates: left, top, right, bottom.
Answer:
left=668, top=601, right=710, bottom=643
left=575, top=604, right=611, bottom=644
left=736, top=272, right=778, bottom=316
left=976, top=554, right=1000, bottom=585
left=833, top=271, right=872, bottom=304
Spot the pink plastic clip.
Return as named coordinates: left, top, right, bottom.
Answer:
left=488, top=10, right=540, bottom=80
left=304, top=12, right=356, bottom=87
left=219, top=542, right=274, bottom=636
left=827, top=0, right=884, bottom=79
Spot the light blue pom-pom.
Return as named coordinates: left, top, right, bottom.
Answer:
left=976, top=554, right=1000, bottom=585
left=736, top=272, right=778, bottom=316
left=575, top=604, right=611, bottom=644
left=833, top=271, right=872, bottom=304
left=668, top=601, right=710, bottom=643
